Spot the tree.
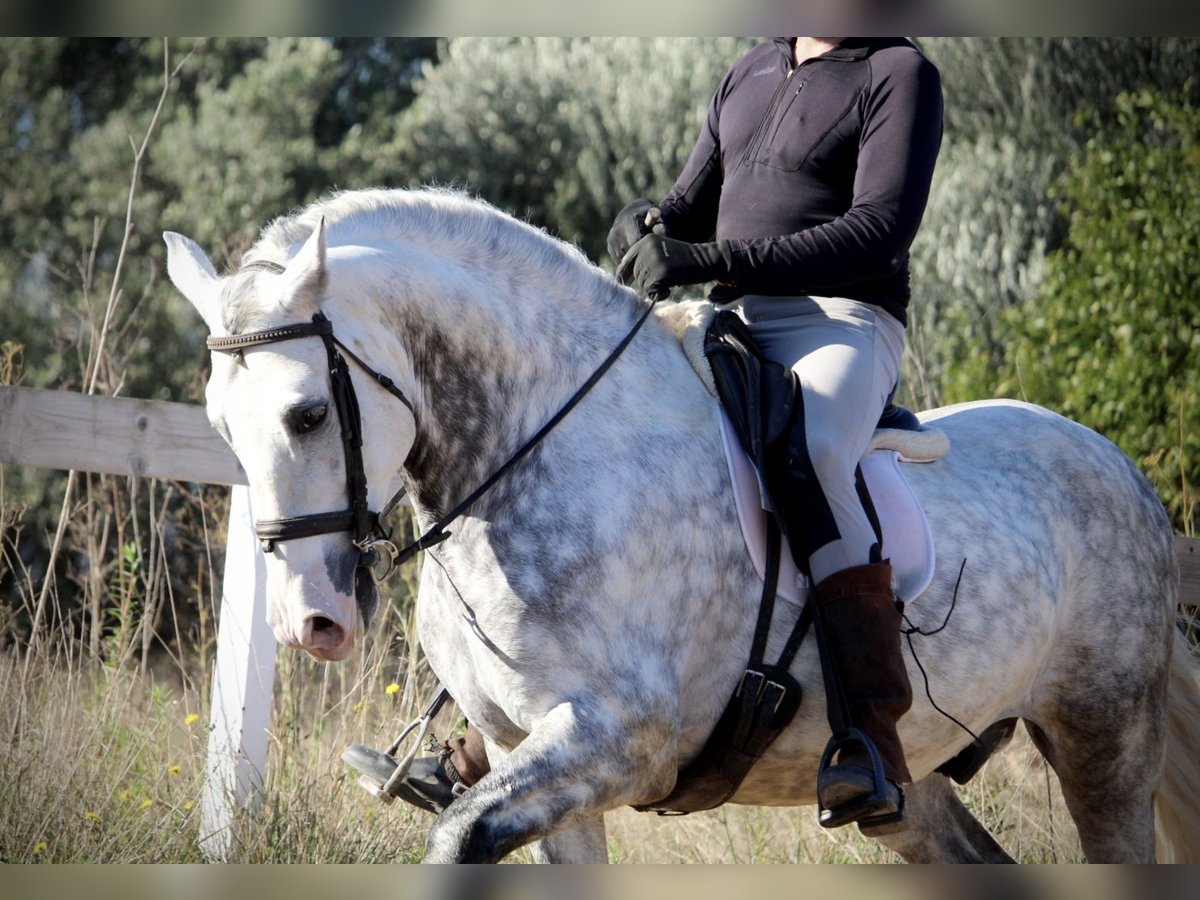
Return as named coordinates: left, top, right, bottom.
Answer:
left=945, top=90, right=1199, bottom=532
left=905, top=38, right=1200, bottom=404
left=361, top=37, right=752, bottom=262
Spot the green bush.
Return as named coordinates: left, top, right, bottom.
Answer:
left=945, top=90, right=1199, bottom=532
left=904, top=39, right=1199, bottom=405
left=365, top=37, right=752, bottom=263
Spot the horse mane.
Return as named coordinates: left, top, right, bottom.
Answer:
left=222, top=187, right=627, bottom=335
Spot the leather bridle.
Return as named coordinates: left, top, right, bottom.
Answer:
left=207, top=308, right=414, bottom=584
left=206, top=260, right=663, bottom=594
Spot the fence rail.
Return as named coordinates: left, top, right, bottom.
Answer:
left=0, top=384, right=244, bottom=484
left=1178, top=535, right=1200, bottom=609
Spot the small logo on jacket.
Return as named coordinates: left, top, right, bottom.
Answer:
left=751, top=65, right=777, bottom=77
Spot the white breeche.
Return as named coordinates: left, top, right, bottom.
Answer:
left=738, top=295, right=906, bottom=584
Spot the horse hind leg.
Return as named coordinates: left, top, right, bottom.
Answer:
left=870, top=773, right=1016, bottom=863
left=1024, top=638, right=1168, bottom=865
left=1022, top=712, right=1159, bottom=863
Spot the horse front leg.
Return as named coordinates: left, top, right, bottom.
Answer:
left=422, top=700, right=675, bottom=863
left=528, top=817, right=609, bottom=863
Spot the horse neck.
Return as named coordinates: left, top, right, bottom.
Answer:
left=356, top=246, right=641, bottom=516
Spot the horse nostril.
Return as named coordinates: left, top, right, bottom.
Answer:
left=300, top=614, right=347, bottom=654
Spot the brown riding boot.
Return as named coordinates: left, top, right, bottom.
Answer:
left=393, top=722, right=491, bottom=814
left=812, top=561, right=913, bottom=832
left=445, top=724, right=492, bottom=784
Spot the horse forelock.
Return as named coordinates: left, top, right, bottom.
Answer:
left=218, top=268, right=280, bottom=336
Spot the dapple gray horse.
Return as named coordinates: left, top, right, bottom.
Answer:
left=165, top=188, right=1200, bottom=863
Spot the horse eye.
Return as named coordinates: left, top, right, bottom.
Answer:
left=291, top=403, right=328, bottom=434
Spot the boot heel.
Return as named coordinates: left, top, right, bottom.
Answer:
left=857, top=802, right=907, bottom=837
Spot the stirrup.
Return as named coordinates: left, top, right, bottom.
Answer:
left=341, top=687, right=449, bottom=803
left=816, top=726, right=906, bottom=834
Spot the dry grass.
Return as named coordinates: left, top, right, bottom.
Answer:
left=0, top=607, right=1088, bottom=864
left=605, top=726, right=1082, bottom=864
left=0, top=590, right=437, bottom=863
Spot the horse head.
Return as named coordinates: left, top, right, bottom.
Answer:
left=165, top=217, right=417, bottom=662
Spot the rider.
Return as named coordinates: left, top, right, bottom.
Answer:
left=369, top=37, right=943, bottom=828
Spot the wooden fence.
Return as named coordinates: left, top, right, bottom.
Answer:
left=2, top=383, right=1198, bottom=859
left=1, top=384, right=268, bottom=861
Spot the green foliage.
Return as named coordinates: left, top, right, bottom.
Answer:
left=1, top=37, right=438, bottom=402
left=361, top=37, right=752, bottom=263
left=925, top=38, right=1200, bottom=151
left=154, top=38, right=343, bottom=258
left=902, top=133, right=1064, bottom=403
left=945, top=90, right=1200, bottom=532
left=904, top=38, right=1200, bottom=403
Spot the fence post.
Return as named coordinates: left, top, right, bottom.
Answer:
left=200, top=485, right=276, bottom=861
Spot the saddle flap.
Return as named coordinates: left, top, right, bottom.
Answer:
left=704, top=310, right=799, bottom=466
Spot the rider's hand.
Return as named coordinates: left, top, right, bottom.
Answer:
left=617, top=234, right=734, bottom=299
left=606, top=198, right=658, bottom=267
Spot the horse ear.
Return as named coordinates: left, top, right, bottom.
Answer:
left=278, top=217, right=328, bottom=318
left=164, top=231, right=223, bottom=332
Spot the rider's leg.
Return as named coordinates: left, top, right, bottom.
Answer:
left=742, top=295, right=912, bottom=828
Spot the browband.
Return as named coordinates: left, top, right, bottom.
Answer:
left=206, top=319, right=333, bottom=352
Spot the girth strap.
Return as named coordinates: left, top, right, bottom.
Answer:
left=635, top=517, right=813, bottom=815
left=635, top=309, right=824, bottom=816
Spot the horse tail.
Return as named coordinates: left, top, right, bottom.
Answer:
left=1155, top=626, right=1200, bottom=862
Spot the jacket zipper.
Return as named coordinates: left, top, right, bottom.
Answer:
left=742, top=66, right=794, bottom=166
left=762, top=79, right=806, bottom=156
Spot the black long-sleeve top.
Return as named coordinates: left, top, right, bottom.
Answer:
left=657, top=37, right=944, bottom=325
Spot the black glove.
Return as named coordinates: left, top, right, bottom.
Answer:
left=607, top=198, right=657, bottom=267
left=617, top=234, right=734, bottom=299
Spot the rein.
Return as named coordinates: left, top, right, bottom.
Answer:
left=206, top=265, right=662, bottom=584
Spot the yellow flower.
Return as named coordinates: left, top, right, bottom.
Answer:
left=167, top=764, right=181, bottom=776
left=184, top=713, right=200, bottom=726
left=83, top=811, right=100, bottom=822
left=183, top=801, right=194, bottom=811
left=32, top=841, right=47, bottom=855
left=140, top=798, right=154, bottom=809
left=384, top=683, right=401, bottom=695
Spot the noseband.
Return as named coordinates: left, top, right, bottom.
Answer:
left=207, top=306, right=415, bottom=582
left=206, top=258, right=663, bottom=593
